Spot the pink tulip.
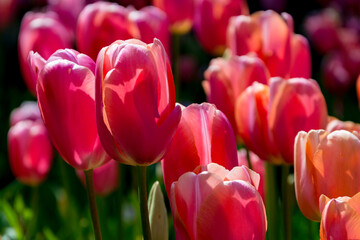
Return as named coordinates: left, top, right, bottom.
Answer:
left=194, top=0, right=249, bottom=55
left=76, top=160, right=119, bottom=196
left=294, top=130, right=360, bottom=221
left=36, top=49, right=110, bottom=170
left=10, top=101, right=41, bottom=126
left=326, top=117, right=360, bottom=134
left=319, top=193, right=360, bottom=239
left=170, top=163, right=267, bottom=240
left=95, top=39, right=181, bottom=166
left=235, top=82, right=281, bottom=163
left=18, top=11, right=72, bottom=94
left=152, top=0, right=194, bottom=34
left=8, top=120, right=53, bottom=186
left=162, top=103, right=238, bottom=194
left=76, top=2, right=139, bottom=60
left=128, top=6, right=171, bottom=55
left=203, top=55, right=269, bottom=134
left=268, top=77, right=328, bottom=164
left=237, top=149, right=265, bottom=201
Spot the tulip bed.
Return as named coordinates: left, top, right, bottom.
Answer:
left=1, top=0, right=360, bottom=240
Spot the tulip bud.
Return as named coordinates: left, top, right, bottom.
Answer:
left=148, top=181, right=168, bottom=240
left=10, top=101, right=41, bottom=127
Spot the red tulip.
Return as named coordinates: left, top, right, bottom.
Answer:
left=8, top=120, right=53, bottom=186
left=268, top=77, right=328, bottom=164
left=357, top=75, right=360, bottom=107
left=294, top=130, right=360, bottom=221
left=36, top=49, right=110, bottom=170
left=10, top=101, right=41, bottom=127
left=203, top=55, right=269, bottom=134
left=128, top=6, right=171, bottom=55
left=95, top=39, right=181, bottom=166
left=162, top=103, right=238, bottom=194
left=76, top=160, right=119, bottom=196
left=76, top=2, right=139, bottom=60
left=194, top=0, right=249, bottom=55
left=170, top=163, right=267, bottom=240
left=319, top=193, right=360, bottom=239
left=18, top=11, right=72, bottom=94
left=0, top=0, right=17, bottom=29
left=152, top=0, right=194, bottom=34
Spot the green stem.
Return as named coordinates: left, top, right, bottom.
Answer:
left=84, top=170, right=102, bottom=240
left=27, top=186, right=39, bottom=240
left=137, top=166, right=152, bottom=240
left=266, top=162, right=280, bottom=240
left=245, top=147, right=252, bottom=170
left=308, top=219, right=320, bottom=240
left=172, top=33, right=181, bottom=100
left=281, top=165, right=292, bottom=240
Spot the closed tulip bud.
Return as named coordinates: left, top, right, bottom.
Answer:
left=10, top=101, right=41, bottom=127
left=194, top=0, right=249, bottom=55
left=152, top=0, right=194, bottom=34
left=269, top=77, right=328, bottom=164
left=36, top=49, right=111, bottom=170
left=96, top=39, right=181, bottom=166
left=326, top=117, right=360, bottom=134
left=8, top=120, right=53, bottom=186
left=170, top=163, right=267, bottom=240
left=76, top=160, right=119, bottom=196
left=319, top=193, right=360, bottom=239
left=203, top=55, right=269, bottom=134
left=18, top=11, right=72, bottom=94
left=289, top=34, right=312, bottom=79
left=76, top=2, right=140, bottom=60
left=294, top=130, right=360, bottom=221
left=148, top=181, right=168, bottom=240
left=162, top=103, right=238, bottom=194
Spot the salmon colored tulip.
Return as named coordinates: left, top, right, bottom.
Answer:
left=319, top=193, right=360, bottom=240
left=194, top=0, right=249, bottom=55
left=327, top=117, right=360, bottom=134
left=269, top=77, right=328, bottom=164
left=235, top=82, right=281, bottom=163
left=237, top=149, right=265, bottom=201
left=227, top=11, right=311, bottom=78
left=18, top=11, right=72, bottom=94
left=170, top=163, right=267, bottom=240
left=162, top=103, right=238, bottom=194
left=202, top=55, right=269, bottom=134
left=36, top=49, right=110, bottom=170
left=294, top=130, right=360, bottom=221
left=10, top=101, right=41, bottom=127
left=95, top=39, right=181, bottom=166
left=76, top=160, right=119, bottom=196
left=8, top=120, right=53, bottom=186
left=152, top=0, right=194, bottom=34
left=76, top=2, right=139, bottom=60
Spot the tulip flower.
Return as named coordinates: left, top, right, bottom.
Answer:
left=36, top=49, right=110, bottom=170
left=152, top=0, right=194, bottom=34
left=18, top=11, right=72, bottom=94
left=0, top=0, right=17, bottom=29
left=327, top=117, right=360, bottom=134
left=162, top=103, right=238, bottom=194
left=95, top=38, right=181, bottom=166
left=76, top=160, right=119, bottom=196
left=203, top=55, right=269, bottom=134
left=194, top=0, right=249, bottom=55
left=319, top=193, right=360, bottom=239
left=8, top=120, right=53, bottom=186
left=357, top=75, right=360, bottom=107
left=235, top=82, right=281, bottom=163
left=170, top=163, right=267, bottom=240
left=294, top=130, right=360, bottom=221
left=10, top=101, right=41, bottom=126
left=269, top=77, right=328, bottom=164
left=76, top=2, right=140, bottom=60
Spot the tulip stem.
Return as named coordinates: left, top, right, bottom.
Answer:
left=137, top=166, right=152, bottom=240
left=266, top=162, right=280, bottom=240
left=245, top=147, right=252, bottom=169
left=84, top=169, right=102, bottom=240
left=172, top=33, right=181, bottom=100
left=281, top=165, right=292, bottom=240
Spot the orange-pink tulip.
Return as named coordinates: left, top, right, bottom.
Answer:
left=170, top=163, right=267, bottom=240
left=203, top=55, right=269, bottom=134
left=319, top=193, right=360, bottom=239
left=36, top=49, right=110, bottom=170
left=194, top=0, right=249, bottom=55
left=8, top=120, right=53, bottom=186
left=162, top=103, right=238, bottom=194
left=294, top=130, right=360, bottom=221
left=326, top=117, right=360, bottom=134
left=95, top=39, right=181, bottom=166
